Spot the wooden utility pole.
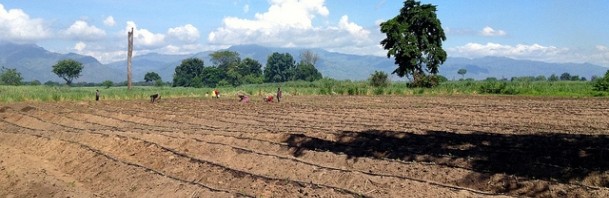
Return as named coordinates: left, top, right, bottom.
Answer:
left=127, top=28, right=134, bottom=90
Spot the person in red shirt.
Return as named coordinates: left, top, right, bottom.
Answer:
left=213, top=89, right=220, bottom=98
left=264, top=95, right=274, bottom=103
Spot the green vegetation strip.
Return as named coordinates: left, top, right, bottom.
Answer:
left=1, top=80, right=606, bottom=103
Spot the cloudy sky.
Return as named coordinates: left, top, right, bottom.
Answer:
left=1, top=0, right=608, bottom=66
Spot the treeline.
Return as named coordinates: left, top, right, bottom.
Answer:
left=483, top=72, right=591, bottom=82
left=171, top=50, right=322, bottom=88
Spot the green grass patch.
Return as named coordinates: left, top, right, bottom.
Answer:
left=0, top=80, right=605, bottom=103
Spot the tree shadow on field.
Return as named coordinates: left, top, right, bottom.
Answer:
left=285, top=130, right=609, bottom=190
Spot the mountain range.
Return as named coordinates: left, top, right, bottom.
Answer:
left=0, top=42, right=607, bottom=83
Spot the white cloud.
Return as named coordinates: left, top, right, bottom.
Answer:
left=449, top=43, right=568, bottom=60
left=595, top=45, right=609, bottom=65
left=480, top=26, right=506, bottom=37
left=83, top=50, right=127, bottom=64
left=63, top=20, right=106, bottom=41
left=103, top=16, right=115, bottom=27
left=208, top=0, right=380, bottom=56
left=243, top=4, right=250, bottom=13
left=447, top=42, right=609, bottom=66
left=338, top=15, right=369, bottom=39
left=167, top=24, right=200, bottom=43
left=74, top=41, right=86, bottom=51
left=159, top=44, right=203, bottom=54
left=125, top=21, right=165, bottom=48
left=0, top=4, right=50, bottom=42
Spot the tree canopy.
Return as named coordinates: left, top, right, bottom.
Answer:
left=458, top=69, right=467, bottom=79
left=172, top=58, right=205, bottom=87
left=0, top=67, right=23, bottom=85
left=264, top=52, right=296, bottom=83
left=144, top=72, right=162, bottom=83
left=237, top=58, right=263, bottom=77
left=52, top=59, right=84, bottom=85
left=210, top=50, right=241, bottom=72
left=560, top=72, right=571, bottom=81
left=380, top=0, right=446, bottom=86
left=294, top=62, right=322, bottom=82
left=593, top=70, right=609, bottom=91
left=170, top=50, right=323, bottom=87
left=369, top=71, right=390, bottom=87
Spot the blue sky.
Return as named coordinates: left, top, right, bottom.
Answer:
left=1, top=0, right=608, bottom=67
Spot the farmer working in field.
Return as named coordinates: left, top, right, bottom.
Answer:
left=213, top=89, right=220, bottom=98
left=150, top=93, right=161, bottom=103
left=276, top=87, right=282, bottom=102
left=264, top=95, right=274, bottom=103
left=238, top=93, right=250, bottom=103
left=95, top=89, right=100, bottom=101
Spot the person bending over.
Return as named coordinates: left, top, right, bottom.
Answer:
left=150, top=93, right=161, bottom=103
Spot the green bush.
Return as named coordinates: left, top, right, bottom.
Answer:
left=335, top=87, right=346, bottom=95
left=369, top=71, right=389, bottom=87
left=347, top=87, right=357, bottom=95
left=479, top=81, right=519, bottom=95
left=592, top=70, right=609, bottom=91
left=319, top=87, right=331, bottom=95
left=373, top=87, right=385, bottom=95
left=409, top=74, right=440, bottom=88
left=102, top=80, right=113, bottom=89
left=479, top=81, right=506, bottom=94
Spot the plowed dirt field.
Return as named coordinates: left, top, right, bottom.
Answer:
left=1, top=96, right=608, bottom=197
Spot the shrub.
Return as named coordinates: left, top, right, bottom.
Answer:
left=479, top=81, right=519, bottom=95
left=409, top=74, right=440, bottom=88
left=369, top=71, right=389, bottom=87
left=373, top=87, right=385, bottom=95
left=592, top=70, right=609, bottom=91
left=319, top=87, right=331, bottom=95
left=479, top=81, right=506, bottom=94
left=335, top=87, right=346, bottom=95
left=29, top=80, right=41, bottom=86
left=102, top=80, right=113, bottom=89
left=347, top=87, right=357, bottom=95
left=154, top=79, right=164, bottom=87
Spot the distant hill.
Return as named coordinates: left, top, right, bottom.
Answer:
left=1, top=42, right=607, bottom=83
left=0, top=42, right=124, bottom=83
left=440, top=56, right=608, bottom=80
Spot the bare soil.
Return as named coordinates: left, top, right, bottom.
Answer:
left=1, top=95, right=608, bottom=197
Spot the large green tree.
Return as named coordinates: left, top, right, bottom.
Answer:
left=457, top=68, right=467, bottom=79
left=173, top=58, right=205, bottom=87
left=235, top=58, right=263, bottom=85
left=560, top=72, right=571, bottom=81
left=0, top=67, right=23, bottom=85
left=210, top=50, right=241, bottom=72
left=237, top=58, right=262, bottom=77
left=144, top=72, right=162, bottom=83
left=52, top=59, right=84, bottom=85
left=293, top=50, right=323, bottom=82
left=380, top=0, right=446, bottom=86
left=200, top=67, right=224, bottom=87
left=264, top=52, right=295, bottom=83
left=294, top=62, right=322, bottom=82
